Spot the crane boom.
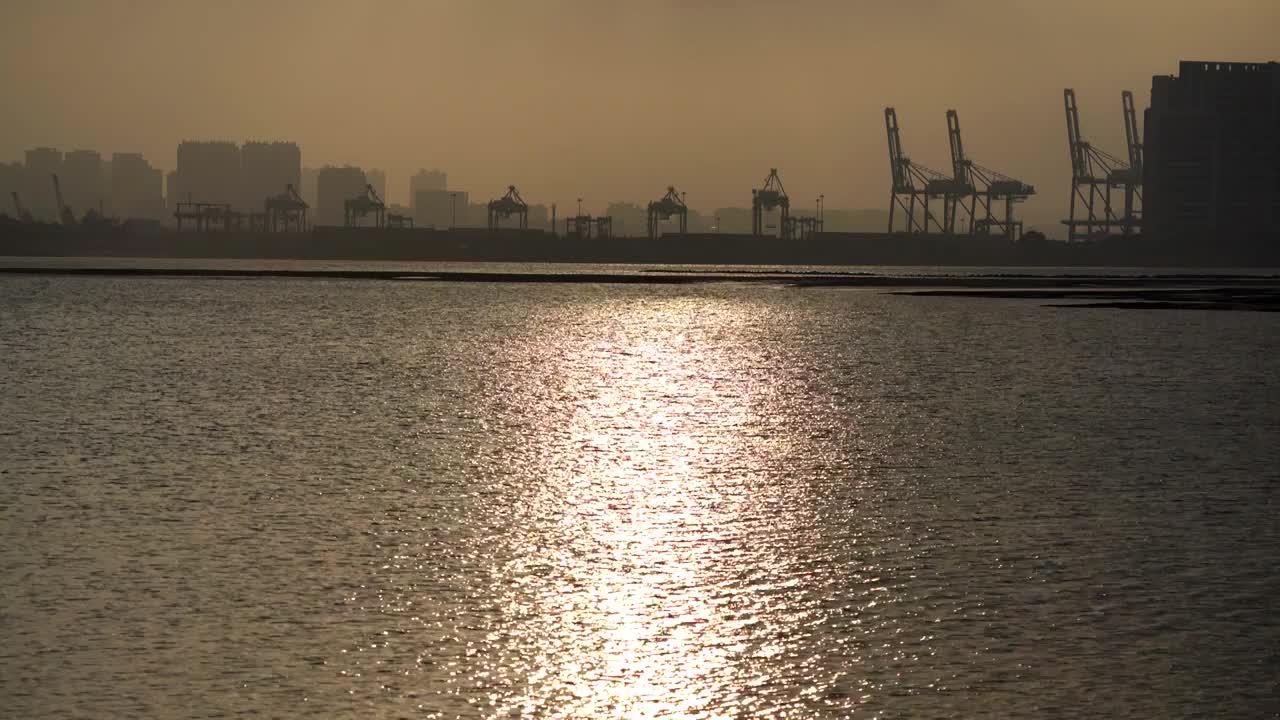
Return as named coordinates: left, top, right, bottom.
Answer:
left=1122, top=90, right=1143, bottom=175
left=11, top=191, right=31, bottom=221
left=945, top=109, right=970, bottom=186
left=1064, top=89, right=1091, bottom=181
left=885, top=107, right=911, bottom=192
left=52, top=173, right=65, bottom=211
left=52, top=174, right=76, bottom=226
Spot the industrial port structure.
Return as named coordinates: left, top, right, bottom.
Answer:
left=751, top=169, right=791, bottom=239
left=884, top=108, right=1036, bottom=241
left=647, top=187, right=688, bottom=240
left=1062, top=89, right=1144, bottom=240
left=487, top=186, right=529, bottom=230
left=3, top=59, right=1275, bottom=261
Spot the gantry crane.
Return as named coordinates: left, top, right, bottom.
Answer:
left=886, top=107, right=950, bottom=234
left=387, top=213, right=414, bottom=229
left=344, top=184, right=386, bottom=228
left=647, top=186, right=688, bottom=240
left=487, top=185, right=528, bottom=230
left=1062, top=88, right=1142, bottom=240
left=938, top=110, right=978, bottom=235
left=945, top=110, right=1035, bottom=241
left=752, top=169, right=790, bottom=238
left=10, top=191, right=33, bottom=223
left=566, top=214, right=612, bottom=239
left=1118, top=89, right=1144, bottom=235
left=264, top=184, right=308, bottom=232
left=52, top=174, right=76, bottom=226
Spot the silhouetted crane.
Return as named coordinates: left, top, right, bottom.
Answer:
left=344, top=184, right=386, bottom=228
left=945, top=109, right=1035, bottom=241
left=752, top=169, right=790, bottom=238
left=1119, top=89, right=1144, bottom=235
left=885, top=107, right=949, bottom=234
left=10, top=191, right=33, bottom=223
left=647, top=186, right=688, bottom=240
left=265, top=183, right=309, bottom=232
left=1062, top=88, right=1141, bottom=239
left=52, top=174, right=76, bottom=226
left=487, top=186, right=529, bottom=230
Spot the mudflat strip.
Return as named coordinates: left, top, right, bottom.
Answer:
left=895, top=287, right=1280, bottom=311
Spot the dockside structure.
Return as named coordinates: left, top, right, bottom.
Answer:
left=1144, top=61, right=1279, bottom=243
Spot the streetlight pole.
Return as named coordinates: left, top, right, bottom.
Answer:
left=450, top=192, right=457, bottom=229
left=577, top=197, right=582, bottom=217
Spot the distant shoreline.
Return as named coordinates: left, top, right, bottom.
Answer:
left=2, top=222, right=1279, bottom=269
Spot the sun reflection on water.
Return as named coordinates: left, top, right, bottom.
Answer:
left=484, top=296, right=841, bottom=717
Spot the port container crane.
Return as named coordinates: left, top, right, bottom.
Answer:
left=945, top=109, right=1035, bottom=241
left=1119, top=90, right=1144, bottom=235
left=487, top=186, right=529, bottom=230
left=939, top=110, right=978, bottom=235
left=885, top=107, right=949, bottom=234
left=344, top=184, right=386, bottom=228
left=265, top=183, right=308, bottom=232
left=566, top=214, right=613, bottom=240
left=10, top=191, right=33, bottom=223
left=52, top=174, right=76, bottom=226
left=752, top=169, right=790, bottom=239
left=1062, top=88, right=1141, bottom=240
left=647, top=186, right=688, bottom=240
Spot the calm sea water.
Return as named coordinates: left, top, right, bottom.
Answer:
left=1, top=274, right=1277, bottom=718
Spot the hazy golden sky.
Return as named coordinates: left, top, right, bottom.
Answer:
left=2, top=0, right=1276, bottom=228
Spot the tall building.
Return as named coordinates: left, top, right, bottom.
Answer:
left=711, top=207, right=753, bottom=234
left=172, top=141, right=241, bottom=207
left=410, top=169, right=447, bottom=199
left=365, top=168, right=387, bottom=204
left=241, top=142, right=301, bottom=210
left=605, top=201, right=646, bottom=237
left=1144, top=60, right=1280, bottom=243
left=111, top=153, right=165, bottom=220
left=413, top=189, right=466, bottom=229
left=316, top=165, right=367, bottom=226
left=61, top=149, right=105, bottom=217
left=165, top=170, right=179, bottom=212
left=527, top=204, right=550, bottom=231
left=23, top=147, right=63, bottom=218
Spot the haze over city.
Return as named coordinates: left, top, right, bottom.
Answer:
left=4, top=3, right=1280, bottom=718
left=2, top=0, right=1277, bottom=229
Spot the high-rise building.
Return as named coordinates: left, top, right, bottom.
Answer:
left=241, top=142, right=301, bottom=210
left=1144, top=60, right=1280, bottom=243
left=413, top=189, right=466, bottom=229
left=317, top=165, right=367, bottom=226
left=165, top=170, right=179, bottom=211
left=605, top=201, right=645, bottom=237
left=23, top=147, right=63, bottom=218
left=61, top=149, right=105, bottom=217
left=527, top=204, right=550, bottom=231
left=711, top=207, right=753, bottom=234
left=111, top=153, right=165, bottom=220
left=410, top=169, right=447, bottom=217
left=172, top=141, right=241, bottom=207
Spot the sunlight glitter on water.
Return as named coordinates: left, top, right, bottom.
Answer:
left=4, top=278, right=1277, bottom=718
left=486, top=297, right=823, bottom=717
